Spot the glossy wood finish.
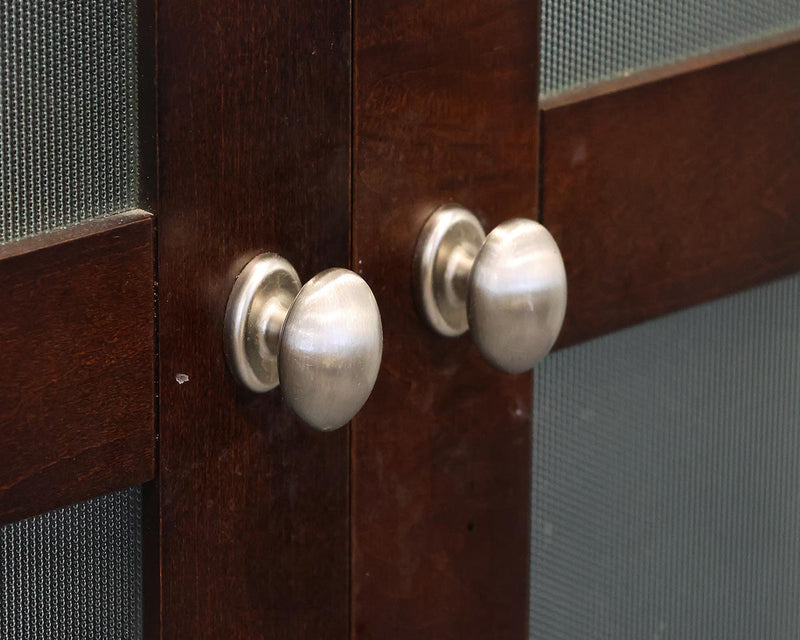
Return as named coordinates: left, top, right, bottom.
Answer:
left=351, top=2, right=539, bottom=637
left=156, top=1, right=351, bottom=637
left=0, top=211, right=154, bottom=525
left=542, top=39, right=800, bottom=347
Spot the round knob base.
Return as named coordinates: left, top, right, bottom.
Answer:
left=413, top=204, right=486, bottom=336
left=224, top=254, right=301, bottom=393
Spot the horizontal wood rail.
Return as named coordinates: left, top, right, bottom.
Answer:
left=541, top=35, right=800, bottom=347
left=0, top=211, right=155, bottom=524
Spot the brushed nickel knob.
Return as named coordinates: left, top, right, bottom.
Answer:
left=414, top=204, right=567, bottom=373
left=225, top=253, right=383, bottom=431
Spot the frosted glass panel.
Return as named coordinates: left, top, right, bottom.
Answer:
left=1, top=487, right=143, bottom=639
left=530, top=274, right=800, bottom=639
left=541, top=0, right=800, bottom=95
left=0, top=0, right=139, bottom=243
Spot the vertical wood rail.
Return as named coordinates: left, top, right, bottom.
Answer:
left=351, top=2, right=540, bottom=637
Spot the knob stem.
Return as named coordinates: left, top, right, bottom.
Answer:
left=224, top=254, right=301, bottom=394
left=444, top=244, right=476, bottom=308
left=259, top=297, right=290, bottom=356
left=414, top=204, right=486, bottom=337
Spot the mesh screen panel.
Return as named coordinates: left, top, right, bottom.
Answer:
left=0, top=487, right=143, bottom=639
left=0, top=0, right=138, bottom=244
left=540, top=0, right=800, bottom=95
left=530, top=273, right=800, bottom=639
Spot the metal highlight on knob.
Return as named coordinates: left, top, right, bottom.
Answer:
left=225, top=253, right=383, bottom=431
left=414, top=204, right=567, bottom=373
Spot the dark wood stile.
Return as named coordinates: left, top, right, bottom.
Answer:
left=351, top=2, right=539, bottom=638
left=0, top=211, right=155, bottom=525
left=542, top=36, right=800, bottom=347
left=156, top=1, right=351, bottom=638
left=137, top=0, right=160, bottom=637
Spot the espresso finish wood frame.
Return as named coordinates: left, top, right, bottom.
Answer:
left=3, top=1, right=799, bottom=639
left=0, top=211, right=155, bottom=525
left=351, top=2, right=540, bottom=637
left=154, top=7, right=797, bottom=640
left=155, top=0, right=352, bottom=637
left=542, top=36, right=800, bottom=348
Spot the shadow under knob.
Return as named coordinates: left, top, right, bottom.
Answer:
left=414, top=204, right=567, bottom=373
left=225, top=253, right=383, bottom=431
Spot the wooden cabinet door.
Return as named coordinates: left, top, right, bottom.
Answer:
left=155, top=1, right=352, bottom=638
left=346, top=7, right=800, bottom=640
left=0, top=2, right=155, bottom=636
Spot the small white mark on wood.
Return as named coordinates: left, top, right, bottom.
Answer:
left=175, top=373, right=190, bottom=385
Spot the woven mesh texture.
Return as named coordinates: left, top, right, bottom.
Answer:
left=0, top=0, right=138, bottom=244
left=0, top=487, right=143, bottom=639
left=540, top=0, right=800, bottom=95
left=530, top=273, right=800, bottom=639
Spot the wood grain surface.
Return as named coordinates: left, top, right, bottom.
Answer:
left=542, top=39, right=800, bottom=347
left=0, top=211, right=154, bottom=525
left=351, top=2, right=539, bottom=638
left=156, top=1, right=351, bottom=637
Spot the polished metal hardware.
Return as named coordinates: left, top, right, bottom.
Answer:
left=414, top=204, right=567, bottom=373
left=224, top=253, right=383, bottom=431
